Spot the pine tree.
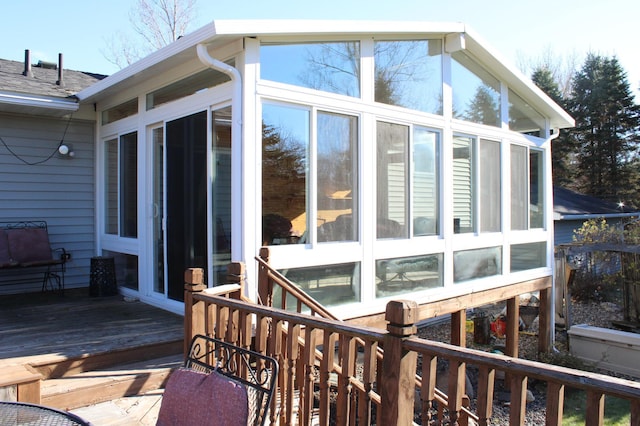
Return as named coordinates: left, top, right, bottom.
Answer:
left=531, top=67, right=575, bottom=187
left=568, top=54, right=640, bottom=205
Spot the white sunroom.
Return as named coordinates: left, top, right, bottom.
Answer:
left=77, top=20, right=574, bottom=319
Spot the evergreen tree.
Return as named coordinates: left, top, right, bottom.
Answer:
left=532, top=67, right=575, bottom=187
left=568, top=54, right=640, bottom=205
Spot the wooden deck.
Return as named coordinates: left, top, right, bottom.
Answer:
left=0, top=288, right=183, bottom=364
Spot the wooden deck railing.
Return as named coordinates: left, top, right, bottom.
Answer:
left=184, top=267, right=640, bottom=425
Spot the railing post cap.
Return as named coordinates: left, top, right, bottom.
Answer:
left=385, top=300, right=418, bottom=326
left=184, top=268, right=205, bottom=287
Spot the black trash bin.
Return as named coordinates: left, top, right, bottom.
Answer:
left=473, top=311, right=491, bottom=345
left=89, top=256, right=118, bottom=297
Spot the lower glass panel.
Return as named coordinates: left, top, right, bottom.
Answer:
left=510, top=242, right=546, bottom=272
left=454, top=246, right=501, bottom=282
left=280, top=263, right=360, bottom=307
left=376, top=253, right=443, bottom=298
left=103, top=250, right=139, bottom=291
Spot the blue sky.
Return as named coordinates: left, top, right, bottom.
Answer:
left=2, top=0, right=639, bottom=98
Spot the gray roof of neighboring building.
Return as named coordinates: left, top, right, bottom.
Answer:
left=554, top=186, right=638, bottom=220
left=0, top=58, right=106, bottom=99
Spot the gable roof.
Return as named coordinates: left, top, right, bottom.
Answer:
left=0, top=58, right=106, bottom=116
left=554, top=186, right=639, bottom=220
left=76, top=19, right=574, bottom=130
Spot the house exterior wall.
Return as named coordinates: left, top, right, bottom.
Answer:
left=0, top=111, right=95, bottom=294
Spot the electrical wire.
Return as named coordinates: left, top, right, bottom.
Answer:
left=0, top=114, right=73, bottom=165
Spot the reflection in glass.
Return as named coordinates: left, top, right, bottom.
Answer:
left=281, top=263, right=360, bottom=307
left=105, top=138, right=118, bottom=235
left=374, top=40, right=443, bottom=114
left=511, top=145, right=528, bottom=230
left=120, top=132, right=138, bottom=238
left=103, top=250, right=139, bottom=291
left=454, top=246, right=502, bottom=282
left=317, top=112, right=358, bottom=243
left=412, top=127, right=439, bottom=236
left=212, top=107, right=233, bottom=286
left=376, top=122, right=408, bottom=239
left=260, top=42, right=360, bottom=97
left=152, top=127, right=164, bottom=294
left=480, top=139, right=501, bottom=232
left=146, top=67, right=232, bottom=110
left=530, top=150, right=544, bottom=228
left=511, top=242, right=546, bottom=272
left=262, top=104, right=309, bottom=245
left=375, top=253, right=443, bottom=298
left=453, top=135, right=474, bottom=233
left=509, top=89, right=545, bottom=137
left=451, top=51, right=500, bottom=127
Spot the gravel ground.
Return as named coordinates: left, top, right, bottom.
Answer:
left=416, top=298, right=627, bottom=425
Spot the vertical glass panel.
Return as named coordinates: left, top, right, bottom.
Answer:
left=281, top=262, right=360, bottom=307
left=119, top=132, right=138, bottom=238
left=105, top=138, right=118, bottom=235
left=511, top=242, right=546, bottom=272
left=376, top=121, right=408, bottom=239
left=451, top=51, right=501, bottom=127
left=317, top=112, right=358, bottom=243
left=212, top=106, right=233, bottom=285
left=530, top=150, right=544, bottom=228
left=453, top=135, right=474, bottom=233
left=412, top=127, right=439, bottom=236
left=454, top=246, right=502, bottom=282
left=375, top=253, right=443, bottom=298
left=511, top=145, right=528, bottom=230
left=262, top=103, right=309, bottom=245
left=374, top=40, right=443, bottom=115
left=508, top=89, right=545, bottom=137
left=152, top=128, right=164, bottom=294
left=102, top=250, right=139, bottom=291
left=260, top=42, right=360, bottom=97
left=479, top=139, right=501, bottom=232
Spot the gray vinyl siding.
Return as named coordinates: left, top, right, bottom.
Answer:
left=0, top=112, right=95, bottom=294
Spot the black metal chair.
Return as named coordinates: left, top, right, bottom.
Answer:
left=159, top=334, right=278, bottom=426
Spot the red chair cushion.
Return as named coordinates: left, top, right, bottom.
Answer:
left=157, top=368, right=249, bottom=426
left=6, top=228, right=53, bottom=264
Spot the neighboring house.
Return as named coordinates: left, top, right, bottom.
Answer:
left=553, top=186, right=639, bottom=245
left=2, top=21, right=574, bottom=320
left=0, top=53, right=105, bottom=294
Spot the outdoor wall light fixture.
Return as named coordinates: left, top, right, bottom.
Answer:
left=58, top=143, right=75, bottom=157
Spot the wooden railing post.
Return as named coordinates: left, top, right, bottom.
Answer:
left=381, top=300, right=418, bottom=426
left=258, top=247, right=273, bottom=307
left=227, top=261, right=246, bottom=299
left=184, top=268, right=206, bottom=358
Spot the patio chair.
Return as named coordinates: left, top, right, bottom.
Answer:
left=157, top=334, right=278, bottom=426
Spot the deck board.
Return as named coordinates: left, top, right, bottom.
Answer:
left=0, top=289, right=183, bottom=363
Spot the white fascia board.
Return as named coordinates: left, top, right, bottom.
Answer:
left=0, top=91, right=78, bottom=112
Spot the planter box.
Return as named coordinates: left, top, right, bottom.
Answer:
left=568, top=324, right=640, bottom=378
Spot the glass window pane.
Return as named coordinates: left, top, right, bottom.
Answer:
left=509, top=89, right=544, bottom=137
left=102, top=98, right=138, bottom=125
left=413, top=127, right=439, bottom=236
left=317, top=112, right=358, bottom=243
left=374, top=40, right=443, bottom=115
left=530, top=150, right=544, bottom=228
left=146, top=66, right=233, bottom=110
left=453, top=135, right=474, bottom=233
left=511, top=145, right=528, bottom=230
left=281, top=262, right=360, bottom=307
left=510, top=242, right=546, bottom=272
left=120, top=132, right=138, bottom=238
left=105, top=138, right=118, bottom=235
left=260, top=42, right=360, bottom=97
left=480, top=139, right=501, bottom=232
left=212, top=107, right=233, bottom=285
left=377, top=122, right=408, bottom=239
left=452, top=51, right=501, bottom=127
left=262, top=104, right=309, bottom=245
left=454, top=246, right=502, bottom=282
left=376, top=253, right=443, bottom=298
left=102, top=250, right=139, bottom=291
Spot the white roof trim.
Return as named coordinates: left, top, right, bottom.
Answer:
left=0, top=91, right=78, bottom=112
left=77, top=19, right=573, bottom=128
